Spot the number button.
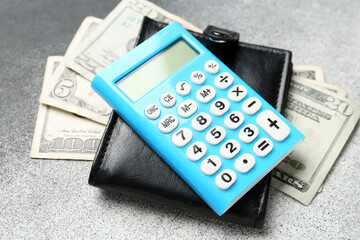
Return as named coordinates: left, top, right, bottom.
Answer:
left=177, top=99, right=198, bottom=118
left=256, top=110, right=290, bottom=141
left=176, top=81, right=191, bottom=96
left=186, top=141, right=207, bottom=161
left=144, top=104, right=160, bottom=120
left=191, top=113, right=212, bottom=131
left=215, top=169, right=237, bottom=190
left=190, top=70, right=206, bottom=84
left=201, top=155, right=222, bottom=176
left=204, top=60, right=219, bottom=74
left=196, top=85, right=216, bottom=103
left=172, top=128, right=193, bottom=147
left=242, top=97, right=262, bottom=115
left=214, top=72, right=233, bottom=89
left=238, top=124, right=259, bottom=143
left=228, top=85, right=247, bottom=102
left=206, top=126, right=226, bottom=145
left=158, top=114, right=178, bottom=133
left=234, top=153, right=255, bottom=173
left=253, top=138, right=273, bottom=157
left=160, top=92, right=176, bottom=108
left=210, top=98, right=230, bottom=116
left=220, top=139, right=241, bottom=159
left=224, top=111, right=244, bottom=130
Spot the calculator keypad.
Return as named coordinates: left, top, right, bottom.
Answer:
left=238, top=124, right=259, bottom=143
left=228, top=85, right=247, bottom=102
left=214, top=72, right=233, bottom=89
left=196, top=86, right=216, bottom=103
left=220, top=139, right=241, bottom=159
left=172, top=128, right=193, bottom=147
left=224, top=111, right=244, bottom=130
left=158, top=114, right=178, bottom=133
left=215, top=169, right=236, bottom=190
left=191, top=113, right=212, bottom=131
left=204, top=60, right=219, bottom=74
left=242, top=97, right=262, bottom=115
left=176, top=81, right=191, bottom=96
left=186, top=141, right=207, bottom=161
left=190, top=70, right=206, bottom=84
left=145, top=104, right=160, bottom=120
left=210, top=98, right=230, bottom=116
left=177, top=99, right=198, bottom=118
left=256, top=110, right=290, bottom=142
left=160, top=92, right=176, bottom=108
left=253, top=138, right=273, bottom=157
left=206, top=126, right=226, bottom=145
left=201, top=155, right=222, bottom=176
left=234, top=153, right=255, bottom=173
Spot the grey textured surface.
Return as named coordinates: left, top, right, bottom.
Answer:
left=1, top=0, right=359, bottom=239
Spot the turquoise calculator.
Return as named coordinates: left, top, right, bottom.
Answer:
left=91, top=22, right=304, bottom=216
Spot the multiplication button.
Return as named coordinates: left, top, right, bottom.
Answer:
left=215, top=169, right=236, bottom=190
left=177, top=99, right=198, bottom=118
left=204, top=60, right=219, bottom=74
left=144, top=104, right=160, bottom=120
left=228, top=85, right=247, bottom=102
left=158, top=114, right=178, bottom=133
left=201, top=155, right=221, bottom=176
left=196, top=86, right=216, bottom=103
left=242, top=97, right=261, bottom=115
left=214, top=72, right=233, bottom=89
left=176, top=81, right=191, bottom=96
left=160, top=93, right=176, bottom=108
left=190, top=70, right=206, bottom=84
left=256, top=110, right=290, bottom=141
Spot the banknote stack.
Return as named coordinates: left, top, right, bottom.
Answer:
left=30, top=0, right=359, bottom=206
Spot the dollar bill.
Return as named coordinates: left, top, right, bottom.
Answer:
left=31, top=57, right=105, bottom=160
left=40, top=17, right=112, bottom=125
left=65, top=0, right=202, bottom=81
left=294, top=76, right=347, bottom=97
left=271, top=77, right=360, bottom=205
left=292, top=65, right=325, bottom=82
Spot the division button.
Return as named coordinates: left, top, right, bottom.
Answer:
left=228, top=85, right=247, bottom=102
left=253, top=138, right=273, bottom=157
left=177, top=99, right=198, bottom=118
left=238, top=124, right=259, bottom=143
left=191, top=112, right=212, bottom=131
left=214, top=72, right=234, bottom=89
left=234, top=153, right=255, bottom=173
left=160, top=92, right=176, bottom=108
left=204, top=60, right=219, bottom=74
left=144, top=104, right=160, bottom=120
left=210, top=98, right=230, bottom=116
left=196, top=85, right=216, bottom=103
left=205, top=126, right=226, bottom=145
left=186, top=141, right=207, bottom=161
left=190, top=70, right=206, bottom=84
left=176, top=81, right=191, bottom=96
left=201, top=155, right=222, bottom=176
left=158, top=114, right=178, bottom=133
left=256, top=110, right=290, bottom=142
left=215, top=169, right=237, bottom=190
left=224, top=111, right=244, bottom=130
left=220, top=139, right=241, bottom=159
left=242, top=97, right=262, bottom=115
left=172, top=128, right=193, bottom=147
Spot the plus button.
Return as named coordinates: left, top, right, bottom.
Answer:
left=267, top=118, right=279, bottom=129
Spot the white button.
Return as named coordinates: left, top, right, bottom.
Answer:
left=220, top=139, right=241, bottom=159
left=215, top=169, right=237, bottom=190
left=172, top=128, right=193, bottom=147
left=206, top=126, right=226, bottom=145
left=234, top=153, right=255, bottom=173
left=196, top=85, right=216, bottom=103
left=256, top=110, right=290, bottom=142
left=224, top=111, right=244, bottom=130
left=204, top=60, right=219, bottom=74
left=210, top=98, right=230, bottom=116
left=238, top=124, right=259, bottom=143
left=201, top=155, right=222, bottom=176
left=158, top=114, right=178, bottom=133
left=190, top=70, right=206, bottom=84
left=176, top=81, right=191, bottom=96
left=144, top=104, right=160, bottom=120
left=228, top=85, right=247, bottom=102
left=191, top=113, right=212, bottom=131
left=186, top=141, right=207, bottom=161
left=177, top=99, right=198, bottom=118
left=214, top=72, right=234, bottom=89
left=253, top=138, right=273, bottom=157
left=160, top=92, right=176, bottom=108
left=242, top=97, right=261, bottom=115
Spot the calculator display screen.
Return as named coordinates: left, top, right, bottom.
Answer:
left=116, top=39, right=198, bottom=101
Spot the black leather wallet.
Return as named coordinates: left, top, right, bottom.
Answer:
left=89, top=17, right=292, bottom=228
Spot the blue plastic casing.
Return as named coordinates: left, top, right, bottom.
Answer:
left=91, top=22, right=304, bottom=216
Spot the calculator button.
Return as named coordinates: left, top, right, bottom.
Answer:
left=177, top=99, right=198, bottom=118
left=160, top=93, right=176, bottom=108
left=238, top=124, right=259, bottom=143
left=206, top=126, right=226, bottom=145
left=191, top=113, right=212, bottom=131
left=214, top=72, right=234, bottom=89
left=210, top=98, right=230, bottom=116
left=144, top=104, right=160, bottom=120
left=172, top=128, right=193, bottom=147
left=215, top=169, right=236, bottom=190
left=204, top=60, right=219, bottom=74
left=242, top=97, right=262, bottom=115
left=201, top=155, right=222, bottom=176
left=228, top=85, right=247, bottom=102
left=176, top=81, right=191, bottom=96
left=186, top=141, right=207, bottom=161
left=253, top=138, right=273, bottom=157
left=224, top=111, right=244, bottom=130
left=190, top=70, right=206, bottom=84
left=196, top=86, right=216, bottom=103
left=158, top=114, right=178, bottom=133
left=234, top=153, right=255, bottom=173
left=256, top=110, right=290, bottom=142
left=220, top=139, right=241, bottom=159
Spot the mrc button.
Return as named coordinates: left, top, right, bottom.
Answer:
left=158, top=114, right=179, bottom=133
left=144, top=104, right=160, bottom=119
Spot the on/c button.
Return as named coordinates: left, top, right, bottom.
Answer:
left=145, top=104, right=160, bottom=120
